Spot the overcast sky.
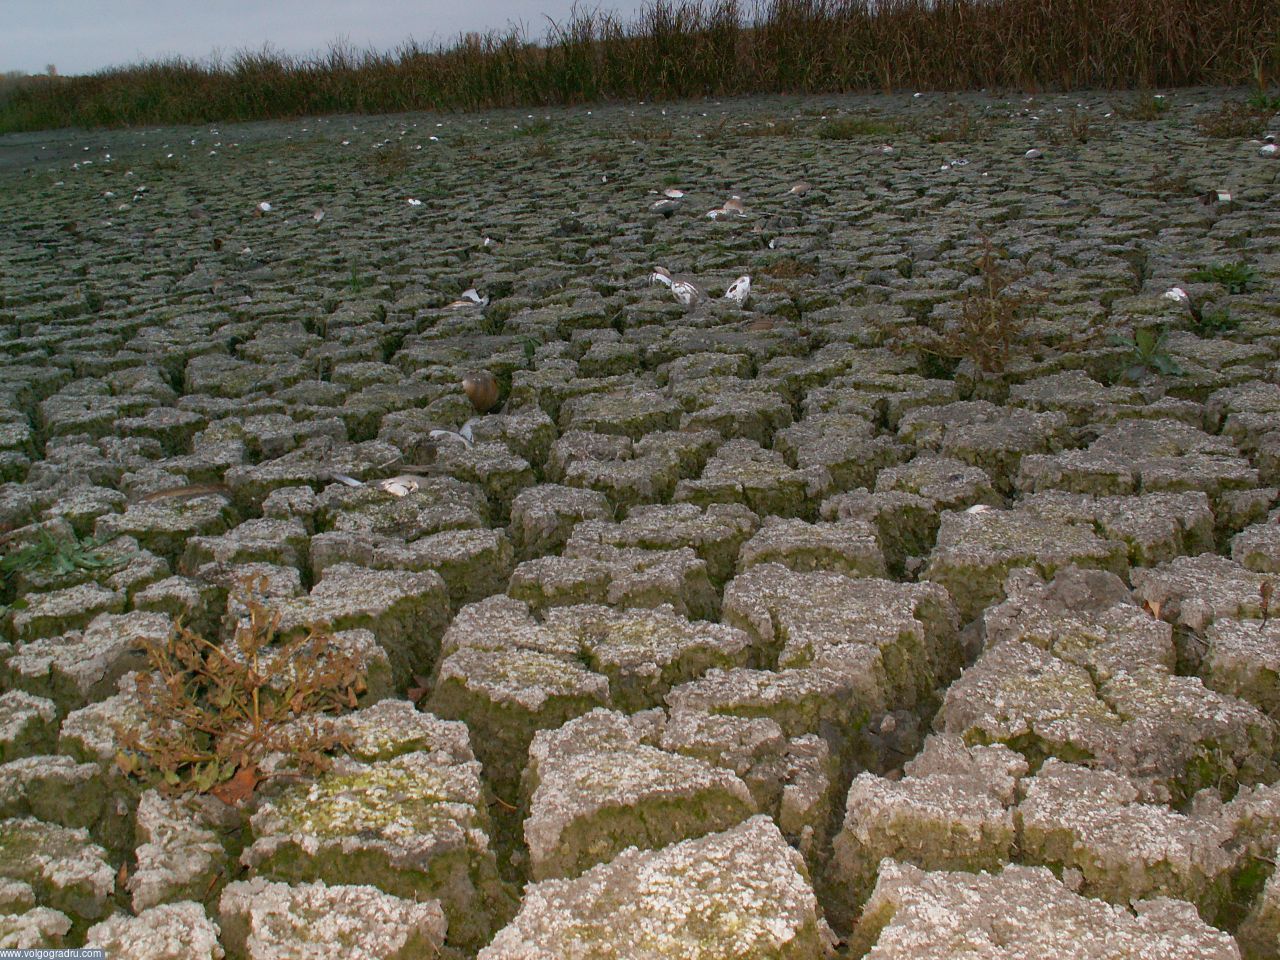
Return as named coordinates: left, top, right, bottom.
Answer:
left=4, top=0, right=637, bottom=76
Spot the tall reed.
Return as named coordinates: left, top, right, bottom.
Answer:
left=2, top=0, right=1276, bottom=132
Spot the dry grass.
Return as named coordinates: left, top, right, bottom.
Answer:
left=816, top=115, right=899, bottom=139
left=917, top=102, right=991, bottom=142
left=2, top=0, right=1277, bottom=132
left=1195, top=100, right=1272, bottom=138
left=364, top=142, right=413, bottom=179
left=759, top=256, right=819, bottom=277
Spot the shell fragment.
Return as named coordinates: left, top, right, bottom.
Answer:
left=723, top=275, right=751, bottom=305
left=378, top=476, right=420, bottom=497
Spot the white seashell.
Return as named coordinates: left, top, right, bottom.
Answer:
left=1163, top=287, right=1189, bottom=303
left=312, top=209, right=325, bottom=222
left=329, top=472, right=364, bottom=487
left=671, top=280, right=703, bottom=307
left=964, top=504, right=992, bottom=514
left=448, top=288, right=489, bottom=309
left=787, top=181, right=811, bottom=196
left=407, top=198, right=422, bottom=206
left=651, top=198, right=680, bottom=214
left=1025, top=148, right=1043, bottom=159
left=256, top=201, right=272, bottom=212
left=378, top=476, right=420, bottom=497
left=879, top=144, right=895, bottom=155
left=649, top=267, right=673, bottom=287
left=1261, top=143, right=1279, bottom=157
left=723, top=275, right=751, bottom=305
left=459, top=419, right=478, bottom=444
left=663, top=188, right=685, bottom=198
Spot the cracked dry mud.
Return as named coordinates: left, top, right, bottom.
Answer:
left=1, top=87, right=1279, bottom=958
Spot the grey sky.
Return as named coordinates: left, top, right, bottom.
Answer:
left=4, top=1, right=635, bottom=76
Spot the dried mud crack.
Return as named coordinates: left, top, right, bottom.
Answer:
left=1, top=87, right=1279, bottom=958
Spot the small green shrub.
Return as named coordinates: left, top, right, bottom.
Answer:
left=1, top=530, right=118, bottom=583
left=816, top=116, right=898, bottom=139
left=1247, top=89, right=1280, bottom=112
left=346, top=261, right=369, bottom=293
left=1119, top=93, right=1170, bottom=120
left=1111, top=328, right=1182, bottom=381
left=737, top=118, right=797, bottom=137
left=921, top=104, right=987, bottom=142
left=1189, top=261, right=1259, bottom=294
left=1189, top=306, right=1238, bottom=337
left=515, top=118, right=553, bottom=137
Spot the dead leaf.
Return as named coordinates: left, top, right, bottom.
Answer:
left=1142, top=598, right=1163, bottom=620
left=117, top=862, right=129, bottom=889
left=407, top=674, right=432, bottom=704
left=210, top=765, right=260, bottom=805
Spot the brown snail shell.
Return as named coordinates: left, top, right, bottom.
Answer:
left=463, top=371, right=500, bottom=413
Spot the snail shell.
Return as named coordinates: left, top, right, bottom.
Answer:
left=463, top=371, right=500, bottom=413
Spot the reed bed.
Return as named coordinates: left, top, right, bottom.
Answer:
left=2, top=0, right=1276, bottom=132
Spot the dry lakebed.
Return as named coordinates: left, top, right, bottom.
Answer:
left=1, top=87, right=1279, bottom=958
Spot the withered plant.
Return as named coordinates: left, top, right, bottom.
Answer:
left=1195, top=100, right=1271, bottom=138
left=117, top=588, right=365, bottom=801
left=884, top=238, right=1043, bottom=378
left=364, top=142, right=413, bottom=179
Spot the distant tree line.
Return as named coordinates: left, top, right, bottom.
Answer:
left=0, top=0, right=1276, bottom=131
